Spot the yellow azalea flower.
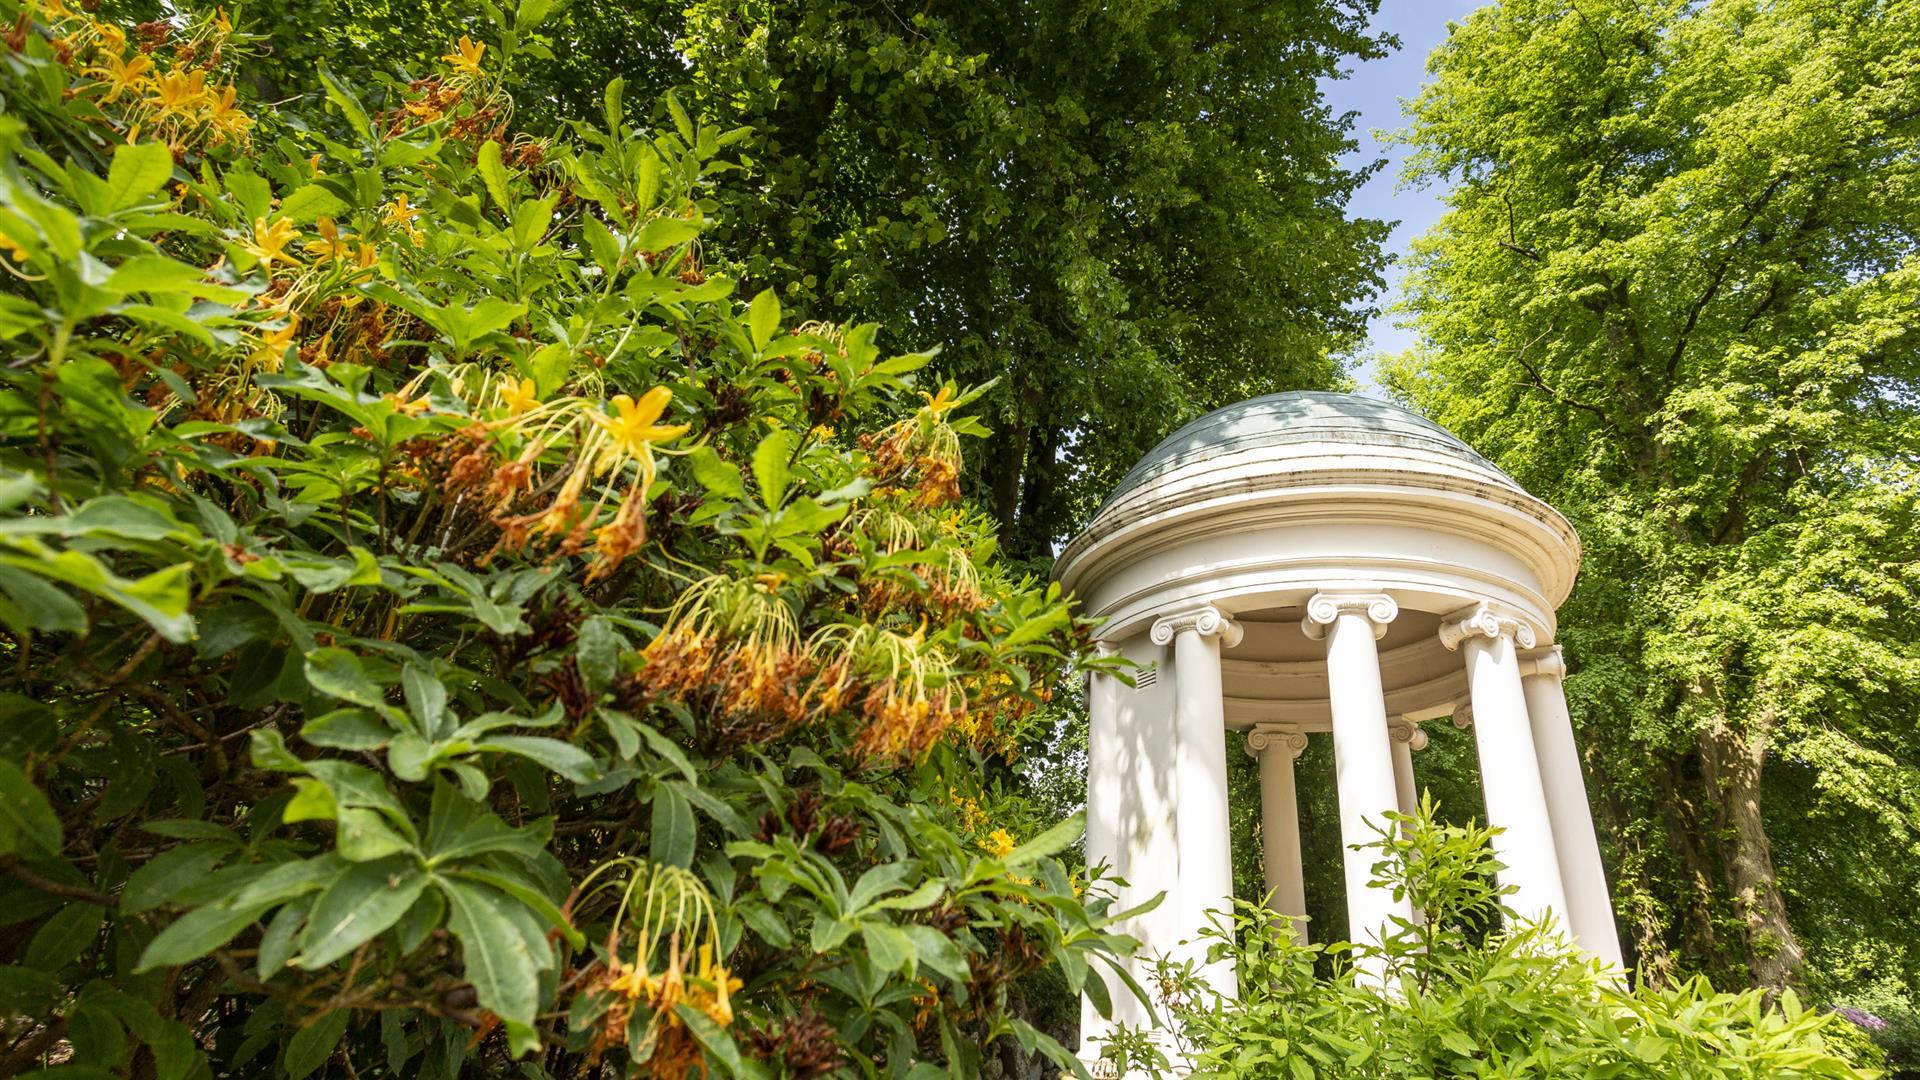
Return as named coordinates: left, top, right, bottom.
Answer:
left=207, top=85, right=250, bottom=138
left=249, top=318, right=297, bottom=372
left=303, top=217, right=352, bottom=263
left=383, top=194, right=423, bottom=244
left=595, top=387, right=690, bottom=460
left=241, top=216, right=300, bottom=269
left=93, top=51, right=154, bottom=103
left=386, top=392, right=431, bottom=417
left=921, top=383, right=958, bottom=418
left=212, top=8, right=231, bottom=33
left=0, top=233, right=31, bottom=263
left=443, top=35, right=485, bottom=75
left=148, top=69, right=209, bottom=117
left=501, top=376, right=540, bottom=416
left=981, top=827, right=1016, bottom=860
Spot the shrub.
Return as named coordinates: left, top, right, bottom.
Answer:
left=0, top=1, right=1141, bottom=1075
left=1101, top=798, right=1878, bottom=1078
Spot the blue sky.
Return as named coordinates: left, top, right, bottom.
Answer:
left=1320, top=0, right=1485, bottom=388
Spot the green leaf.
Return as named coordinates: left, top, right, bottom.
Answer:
left=0, top=758, right=62, bottom=858
left=748, top=288, right=780, bottom=351
left=336, top=807, right=413, bottom=862
left=581, top=213, right=620, bottom=274
left=687, top=446, right=746, bottom=500
left=0, top=543, right=194, bottom=642
left=651, top=783, right=695, bottom=868
left=104, top=256, right=227, bottom=297
left=294, top=855, right=427, bottom=968
left=861, top=922, right=917, bottom=976
left=1005, top=811, right=1083, bottom=867
left=136, top=901, right=273, bottom=971
left=752, top=429, right=797, bottom=507
left=634, top=214, right=700, bottom=252
left=278, top=184, right=349, bottom=225
left=122, top=844, right=230, bottom=914
left=480, top=735, right=599, bottom=783
left=106, top=142, right=174, bottom=212
left=317, top=68, right=373, bottom=141
left=576, top=616, right=621, bottom=693
left=25, top=902, right=105, bottom=969
left=282, top=1007, right=351, bottom=1080
left=477, top=140, right=512, bottom=211
left=674, top=1004, right=747, bottom=1075
left=441, top=876, right=547, bottom=1054
left=304, top=647, right=389, bottom=711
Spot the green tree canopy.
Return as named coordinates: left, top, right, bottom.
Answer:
left=1385, top=0, right=1920, bottom=1002
left=229, top=0, right=1396, bottom=563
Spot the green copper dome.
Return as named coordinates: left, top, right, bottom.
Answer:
left=1101, top=391, right=1516, bottom=511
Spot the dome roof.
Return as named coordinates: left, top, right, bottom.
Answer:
left=1056, top=390, right=1580, bottom=615
left=1102, top=391, right=1519, bottom=512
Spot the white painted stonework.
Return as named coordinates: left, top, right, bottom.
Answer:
left=1055, top=392, right=1622, bottom=1073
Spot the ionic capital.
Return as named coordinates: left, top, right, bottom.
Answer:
left=1451, top=700, right=1474, bottom=730
left=1518, top=645, right=1567, bottom=681
left=1150, top=605, right=1243, bottom=648
left=1388, top=720, right=1429, bottom=751
left=1300, top=592, right=1399, bottom=641
left=1245, top=728, right=1309, bottom=760
left=1438, top=602, right=1538, bottom=651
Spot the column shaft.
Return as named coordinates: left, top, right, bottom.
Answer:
left=1456, top=624, right=1571, bottom=927
left=1522, top=651, right=1625, bottom=969
left=1079, top=664, right=1123, bottom=1051
left=1151, top=607, right=1241, bottom=1002
left=1390, top=734, right=1418, bottom=822
left=1309, top=596, right=1413, bottom=976
left=1253, top=734, right=1308, bottom=943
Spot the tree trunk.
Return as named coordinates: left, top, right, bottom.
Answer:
left=1697, top=705, right=1805, bottom=993
left=989, top=418, right=1029, bottom=541
left=1652, top=753, right=1734, bottom=983
left=1012, top=423, right=1061, bottom=559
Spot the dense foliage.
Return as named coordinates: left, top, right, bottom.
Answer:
left=1384, top=0, right=1920, bottom=1037
left=222, top=0, right=1395, bottom=562
left=1111, top=803, right=1879, bottom=1078
left=0, top=3, right=1148, bottom=1075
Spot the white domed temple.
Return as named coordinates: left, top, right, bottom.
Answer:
left=1054, top=392, right=1622, bottom=1064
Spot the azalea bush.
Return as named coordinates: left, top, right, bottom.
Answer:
left=0, top=1, right=1146, bottom=1075
left=1100, top=800, right=1879, bottom=1078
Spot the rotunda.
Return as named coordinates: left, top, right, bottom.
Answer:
left=1055, top=391, right=1621, bottom=1059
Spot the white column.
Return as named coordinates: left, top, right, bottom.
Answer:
left=1520, top=647, right=1625, bottom=970
left=1388, top=720, right=1426, bottom=824
left=1150, top=605, right=1242, bottom=997
left=1080, top=654, right=1123, bottom=1051
left=1246, top=729, right=1309, bottom=943
left=1302, top=593, right=1413, bottom=978
left=1441, top=604, right=1570, bottom=930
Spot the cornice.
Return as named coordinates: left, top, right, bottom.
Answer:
left=1056, top=475, right=1580, bottom=619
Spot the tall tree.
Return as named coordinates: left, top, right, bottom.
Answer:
left=1385, top=0, right=1920, bottom=996
left=232, top=0, right=1394, bottom=564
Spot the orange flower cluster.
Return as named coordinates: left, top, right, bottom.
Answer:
left=453, top=386, right=688, bottom=579
left=862, top=422, right=962, bottom=508
left=27, top=0, right=252, bottom=152
left=640, top=628, right=818, bottom=742
left=580, top=863, right=741, bottom=1077
left=586, top=934, right=741, bottom=1075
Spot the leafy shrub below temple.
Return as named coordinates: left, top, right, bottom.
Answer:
left=0, top=2, right=1142, bottom=1075
left=1101, top=801, right=1882, bottom=1079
